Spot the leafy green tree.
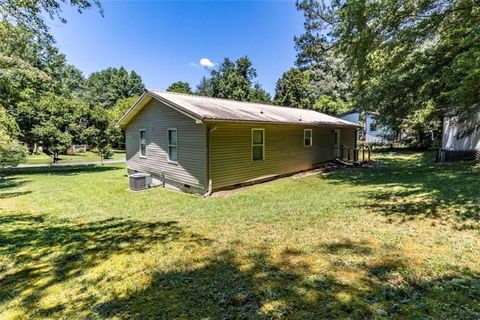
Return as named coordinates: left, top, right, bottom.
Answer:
left=195, top=76, right=213, bottom=96
left=295, top=0, right=480, bottom=146
left=61, top=65, right=86, bottom=98
left=167, top=81, right=193, bottom=94
left=0, top=22, right=65, bottom=109
left=307, top=51, right=351, bottom=113
left=0, top=106, right=26, bottom=167
left=209, top=57, right=254, bottom=101
left=30, top=94, right=77, bottom=162
left=109, top=96, right=139, bottom=149
left=274, top=68, right=311, bottom=108
left=86, top=67, right=144, bottom=108
left=0, top=0, right=103, bottom=40
left=197, top=56, right=271, bottom=103
left=249, top=83, right=271, bottom=104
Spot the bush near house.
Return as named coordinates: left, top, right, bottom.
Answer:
left=0, top=152, right=478, bottom=318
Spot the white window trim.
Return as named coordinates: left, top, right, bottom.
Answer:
left=251, top=128, right=265, bottom=161
left=167, top=128, right=178, bottom=164
left=139, top=128, right=147, bottom=158
left=304, top=129, right=313, bottom=147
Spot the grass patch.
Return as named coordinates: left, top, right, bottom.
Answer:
left=0, top=152, right=479, bottom=318
left=23, top=150, right=125, bottom=165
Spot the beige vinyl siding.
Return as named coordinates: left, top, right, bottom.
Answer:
left=125, top=99, right=207, bottom=190
left=210, top=123, right=356, bottom=189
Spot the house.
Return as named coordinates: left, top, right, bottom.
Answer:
left=339, top=110, right=393, bottom=144
left=67, top=144, right=88, bottom=155
left=439, top=109, right=480, bottom=162
left=116, top=89, right=360, bottom=195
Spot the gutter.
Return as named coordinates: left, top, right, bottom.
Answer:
left=203, top=125, right=218, bottom=197
left=202, top=119, right=360, bottom=128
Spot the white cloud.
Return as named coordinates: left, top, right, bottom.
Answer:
left=199, top=58, right=216, bottom=68
left=190, top=58, right=217, bottom=69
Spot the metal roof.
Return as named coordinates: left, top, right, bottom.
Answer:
left=117, top=89, right=360, bottom=128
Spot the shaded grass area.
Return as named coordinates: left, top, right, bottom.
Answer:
left=0, top=152, right=479, bottom=319
left=326, top=152, right=480, bottom=229
left=23, top=150, right=125, bottom=165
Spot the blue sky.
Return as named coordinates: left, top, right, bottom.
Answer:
left=48, top=1, right=305, bottom=96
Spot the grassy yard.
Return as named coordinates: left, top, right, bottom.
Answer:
left=0, top=152, right=479, bottom=319
left=23, top=150, right=125, bottom=165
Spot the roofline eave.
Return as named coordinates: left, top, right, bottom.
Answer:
left=202, top=118, right=361, bottom=128
left=115, top=89, right=204, bottom=128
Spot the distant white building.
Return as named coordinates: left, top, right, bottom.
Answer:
left=440, top=109, right=480, bottom=161
left=339, top=110, right=393, bottom=144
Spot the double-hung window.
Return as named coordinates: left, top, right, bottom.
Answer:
left=304, top=129, right=312, bottom=147
left=139, top=129, right=147, bottom=157
left=252, top=129, right=264, bottom=161
left=168, top=128, right=178, bottom=162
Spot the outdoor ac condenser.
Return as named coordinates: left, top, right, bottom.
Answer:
left=129, top=173, right=152, bottom=191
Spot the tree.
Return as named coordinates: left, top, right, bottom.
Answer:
left=249, top=83, right=271, bottom=104
left=61, top=65, right=86, bottom=99
left=0, top=22, right=77, bottom=150
left=196, top=76, right=213, bottom=96
left=30, top=94, right=77, bottom=162
left=0, top=22, right=66, bottom=108
left=197, top=56, right=271, bottom=103
left=86, top=67, right=144, bottom=108
left=295, top=0, right=480, bottom=146
left=307, top=51, right=352, bottom=115
left=167, top=81, right=192, bottom=94
left=0, top=106, right=26, bottom=167
left=0, top=0, right=103, bottom=40
left=109, top=96, right=139, bottom=149
left=274, top=68, right=311, bottom=109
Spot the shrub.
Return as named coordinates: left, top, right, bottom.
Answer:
left=101, top=145, right=114, bottom=159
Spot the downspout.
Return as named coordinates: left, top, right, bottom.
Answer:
left=203, top=125, right=218, bottom=197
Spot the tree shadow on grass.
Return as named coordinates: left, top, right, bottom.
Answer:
left=324, top=151, right=480, bottom=229
left=93, top=240, right=480, bottom=319
left=1, top=215, right=478, bottom=318
left=0, top=213, right=210, bottom=317
left=0, top=176, right=32, bottom=199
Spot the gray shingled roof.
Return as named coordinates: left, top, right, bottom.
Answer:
left=117, top=89, right=360, bottom=128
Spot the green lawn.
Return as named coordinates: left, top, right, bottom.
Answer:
left=0, top=152, right=479, bottom=319
left=23, top=150, right=125, bottom=165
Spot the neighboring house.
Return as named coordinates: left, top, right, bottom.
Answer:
left=440, top=109, right=480, bottom=162
left=339, top=110, right=392, bottom=144
left=117, top=89, right=359, bottom=195
left=67, top=144, right=88, bottom=154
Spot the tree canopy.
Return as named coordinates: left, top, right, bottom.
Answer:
left=0, top=0, right=103, bottom=40
left=86, top=67, right=144, bottom=108
left=167, top=81, right=193, bottom=94
left=273, top=68, right=311, bottom=109
left=0, top=21, right=144, bottom=163
left=295, top=0, right=480, bottom=146
left=198, top=57, right=271, bottom=103
left=0, top=105, right=26, bottom=166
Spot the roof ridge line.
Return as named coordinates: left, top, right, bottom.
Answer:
left=148, top=89, right=333, bottom=115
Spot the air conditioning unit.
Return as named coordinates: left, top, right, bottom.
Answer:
left=129, top=173, right=152, bottom=191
